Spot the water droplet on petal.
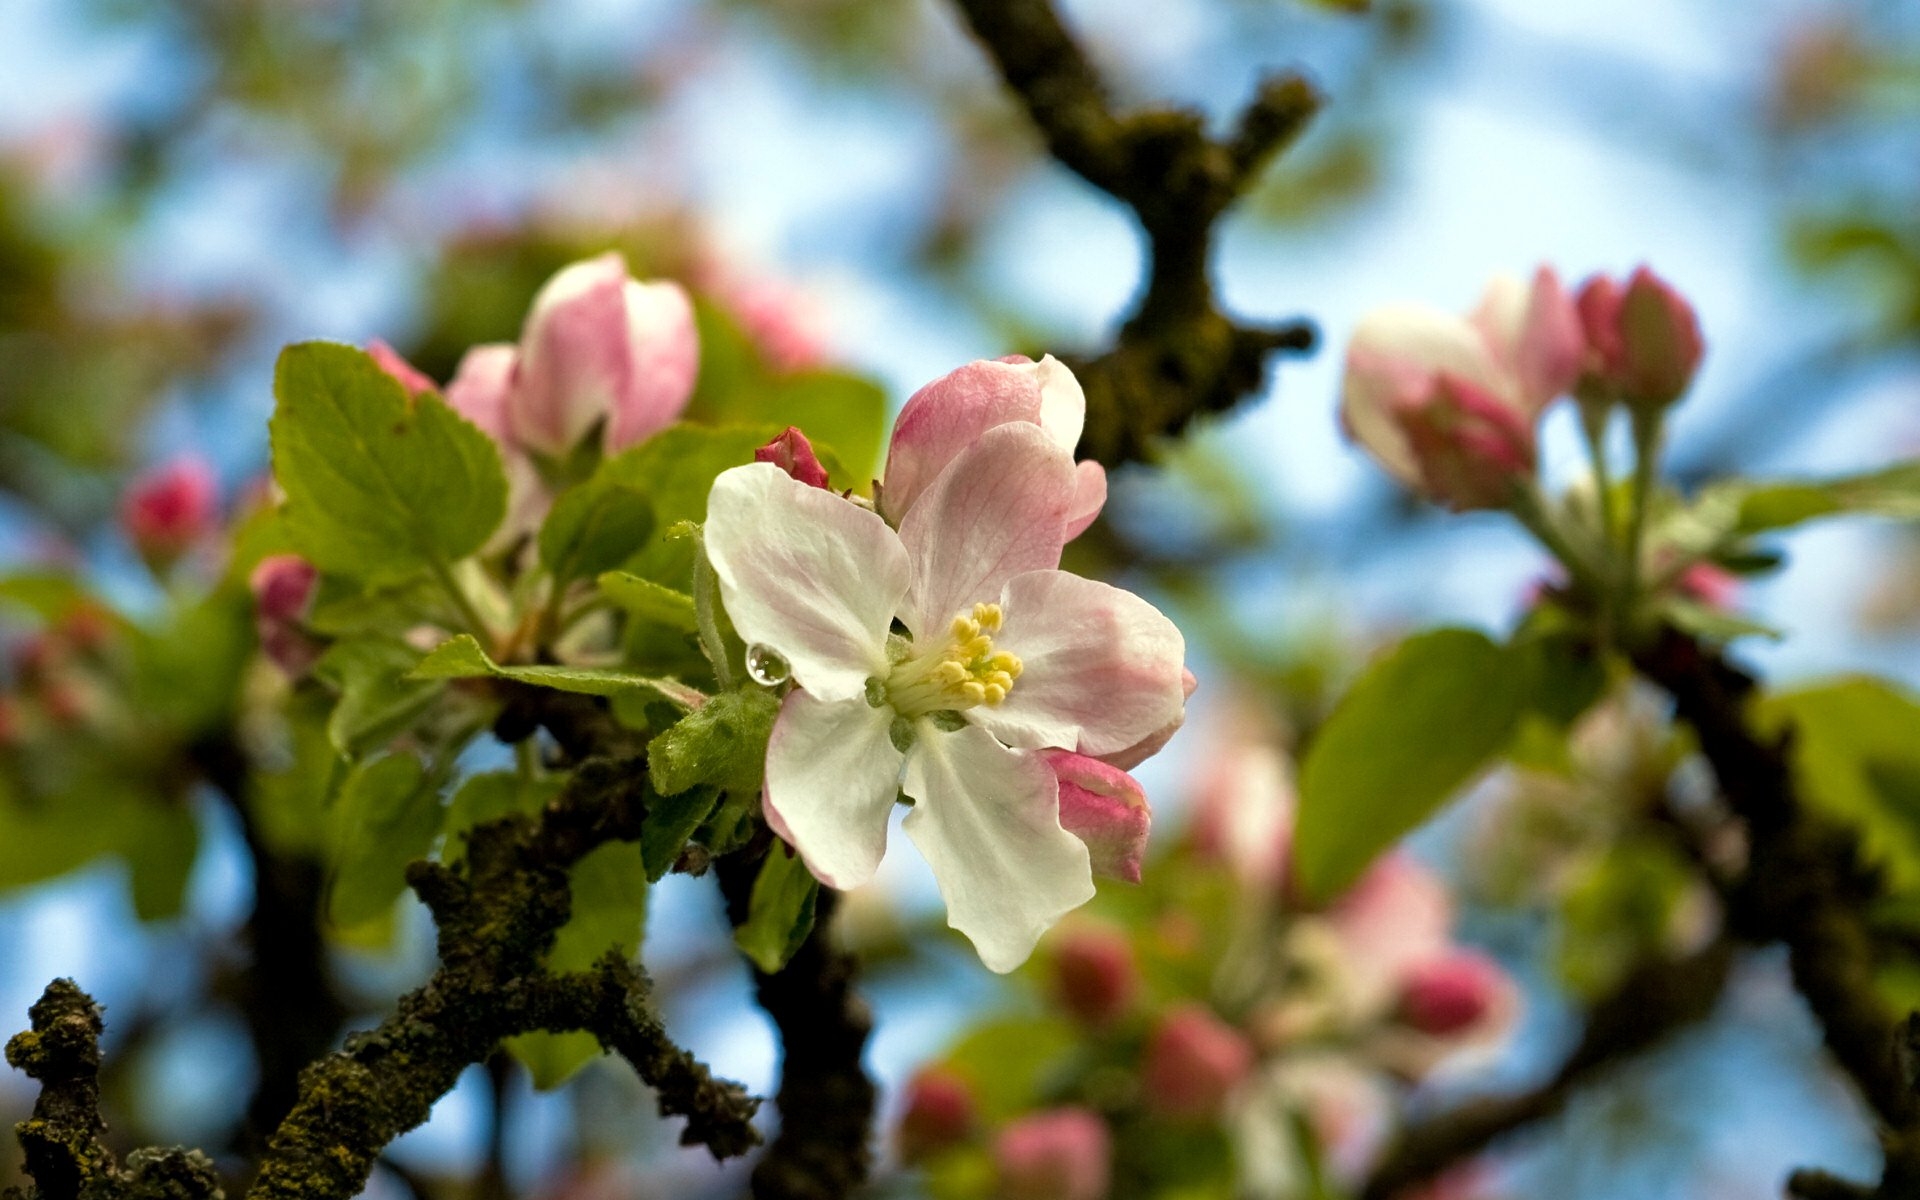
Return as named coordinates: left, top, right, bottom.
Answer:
left=745, top=643, right=791, bottom=687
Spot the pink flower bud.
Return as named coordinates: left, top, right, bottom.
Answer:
left=994, top=1108, right=1111, bottom=1200
left=881, top=355, right=1103, bottom=536
left=1677, top=562, right=1740, bottom=610
left=1393, top=373, right=1537, bottom=511
left=754, top=427, right=831, bottom=489
left=1575, top=267, right=1703, bottom=412
left=721, top=276, right=829, bottom=373
left=1470, top=266, right=1585, bottom=411
left=1617, top=266, right=1704, bottom=410
left=1396, top=951, right=1509, bottom=1037
left=444, top=343, right=518, bottom=445
left=1050, top=923, right=1138, bottom=1027
left=367, top=339, right=438, bottom=397
left=896, top=1068, right=976, bottom=1162
left=1143, top=1004, right=1256, bottom=1120
left=509, top=252, right=698, bottom=458
left=250, top=554, right=321, bottom=677
left=121, top=458, right=218, bottom=566
left=1045, top=750, right=1150, bottom=883
left=1191, top=737, right=1295, bottom=893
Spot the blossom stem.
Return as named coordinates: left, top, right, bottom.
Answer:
left=431, top=558, right=492, bottom=643
left=690, top=527, right=736, bottom=691
left=1622, top=409, right=1663, bottom=630
left=1510, top=485, right=1602, bottom=597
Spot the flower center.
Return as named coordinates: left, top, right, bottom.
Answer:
left=883, top=603, right=1023, bottom=719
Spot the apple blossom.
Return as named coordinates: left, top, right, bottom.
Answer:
left=250, top=554, right=321, bottom=677
left=995, top=1108, right=1111, bottom=1200
left=1143, top=1003, right=1257, bottom=1120
left=896, top=1068, right=976, bottom=1162
left=1045, top=750, right=1150, bottom=883
left=880, top=355, right=1106, bottom=539
left=121, top=457, right=219, bottom=566
left=1395, top=950, right=1509, bottom=1037
left=1050, top=922, right=1139, bottom=1027
left=1342, top=267, right=1582, bottom=511
left=509, top=251, right=698, bottom=457
left=703, top=423, right=1187, bottom=972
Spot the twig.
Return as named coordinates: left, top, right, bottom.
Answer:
left=950, top=0, right=1321, bottom=466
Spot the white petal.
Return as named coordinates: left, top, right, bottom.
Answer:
left=970, top=570, right=1187, bottom=760
left=1031, top=354, right=1086, bottom=453
left=705, top=463, right=904, bottom=701
left=896, top=422, right=1075, bottom=638
left=902, top=723, right=1094, bottom=973
left=764, top=690, right=905, bottom=890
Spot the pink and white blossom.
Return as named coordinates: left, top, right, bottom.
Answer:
left=703, top=424, right=1187, bottom=971
left=1342, top=267, right=1582, bottom=511
left=995, top=1108, right=1112, bottom=1200
left=880, top=355, right=1106, bottom=539
left=509, top=251, right=699, bottom=457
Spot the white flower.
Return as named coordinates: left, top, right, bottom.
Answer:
left=704, top=423, right=1187, bottom=972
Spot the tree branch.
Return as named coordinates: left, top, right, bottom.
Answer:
left=950, top=0, right=1321, bottom=466
left=1633, top=631, right=1920, bottom=1198
left=1359, top=939, right=1735, bottom=1200
left=718, top=860, right=876, bottom=1200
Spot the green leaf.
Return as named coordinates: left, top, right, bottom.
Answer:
left=733, top=842, right=818, bottom=973
left=641, top=784, right=721, bottom=881
left=326, top=754, right=444, bottom=928
left=125, top=803, right=200, bottom=923
left=250, top=692, right=343, bottom=856
left=937, top=1014, right=1079, bottom=1121
left=128, top=587, right=256, bottom=738
left=509, top=840, right=650, bottom=1088
left=441, top=771, right=564, bottom=865
left=1756, top=680, right=1920, bottom=892
left=411, top=633, right=705, bottom=709
left=1293, top=629, right=1524, bottom=902
left=539, top=478, right=656, bottom=587
left=270, top=341, right=508, bottom=583
left=1510, top=630, right=1608, bottom=729
left=1670, top=462, right=1920, bottom=562
left=597, top=571, right=697, bottom=632
left=1660, top=598, right=1783, bottom=644
left=647, top=687, right=781, bottom=797
left=313, top=636, right=445, bottom=759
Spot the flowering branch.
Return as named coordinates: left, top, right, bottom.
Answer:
left=950, top=0, right=1321, bottom=466
left=1359, top=939, right=1734, bottom=1200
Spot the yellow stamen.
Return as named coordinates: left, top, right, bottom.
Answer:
left=884, top=603, right=1023, bottom=717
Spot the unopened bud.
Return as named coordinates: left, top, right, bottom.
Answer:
left=1142, top=1003, right=1256, bottom=1121
left=754, top=426, right=831, bottom=489
left=994, top=1108, right=1111, bottom=1200
left=1050, top=923, right=1138, bottom=1027
left=1045, top=750, right=1150, bottom=883
left=896, top=1068, right=975, bottom=1162
left=1397, top=951, right=1507, bottom=1037
left=250, top=554, right=321, bottom=677
left=121, top=458, right=218, bottom=568
left=1394, top=373, right=1537, bottom=511
left=367, top=339, right=438, bottom=397
left=1575, top=267, right=1703, bottom=414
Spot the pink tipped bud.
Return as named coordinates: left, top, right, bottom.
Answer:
left=1397, top=951, right=1508, bottom=1037
left=1575, top=275, right=1627, bottom=379
left=121, top=458, right=218, bottom=567
left=250, top=554, right=321, bottom=677
left=510, top=252, right=698, bottom=457
left=994, top=1108, right=1111, bottom=1200
left=1050, top=924, right=1138, bottom=1027
left=1677, top=562, right=1740, bottom=610
left=444, top=343, right=518, bottom=446
left=1616, top=267, right=1704, bottom=411
left=1044, top=750, right=1151, bottom=883
left=754, top=427, right=831, bottom=489
left=1394, top=373, right=1536, bottom=511
left=896, top=1068, right=976, bottom=1162
left=1142, top=1004, right=1256, bottom=1121
left=367, top=339, right=438, bottom=397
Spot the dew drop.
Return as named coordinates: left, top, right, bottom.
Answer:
left=745, top=643, right=791, bottom=687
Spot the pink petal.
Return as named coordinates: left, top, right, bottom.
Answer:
left=1065, top=460, right=1107, bottom=540
left=605, top=278, right=698, bottom=452
left=1097, top=665, right=1197, bottom=770
left=444, top=343, right=518, bottom=445
left=510, top=252, right=634, bottom=457
left=970, top=570, right=1187, bottom=762
left=1045, top=750, right=1150, bottom=883
left=754, top=426, right=831, bottom=488
left=894, top=422, right=1075, bottom=640
left=367, top=339, right=438, bottom=397
left=1341, top=305, right=1513, bottom=487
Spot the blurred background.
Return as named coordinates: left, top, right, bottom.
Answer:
left=2, top=0, right=1918, bottom=1197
